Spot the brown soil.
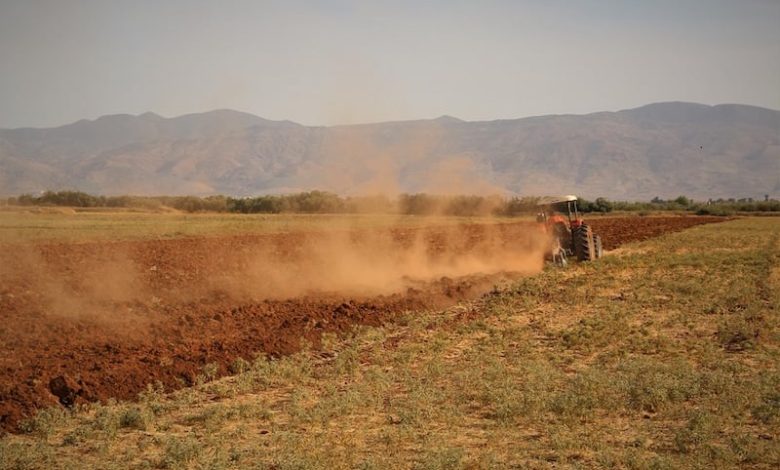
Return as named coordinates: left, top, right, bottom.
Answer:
left=586, top=215, right=727, bottom=250
left=0, top=216, right=725, bottom=432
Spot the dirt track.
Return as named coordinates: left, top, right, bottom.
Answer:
left=0, top=216, right=724, bottom=432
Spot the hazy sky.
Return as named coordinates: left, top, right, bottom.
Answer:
left=1, top=0, right=778, bottom=128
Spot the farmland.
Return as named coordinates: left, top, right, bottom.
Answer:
left=2, top=212, right=776, bottom=469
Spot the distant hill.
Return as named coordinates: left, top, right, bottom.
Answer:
left=1, top=102, right=778, bottom=200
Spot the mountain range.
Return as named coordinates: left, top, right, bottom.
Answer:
left=1, top=102, right=778, bottom=200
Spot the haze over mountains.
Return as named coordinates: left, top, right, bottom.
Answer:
left=0, top=102, right=778, bottom=200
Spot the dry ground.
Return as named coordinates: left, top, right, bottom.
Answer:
left=3, top=214, right=771, bottom=469
left=0, top=213, right=720, bottom=435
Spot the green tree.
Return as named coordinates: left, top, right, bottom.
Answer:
left=674, top=195, right=691, bottom=207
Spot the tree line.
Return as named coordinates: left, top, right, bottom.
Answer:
left=4, top=190, right=779, bottom=216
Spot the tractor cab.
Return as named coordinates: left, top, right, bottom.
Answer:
left=536, top=195, right=583, bottom=230
left=537, top=195, right=602, bottom=265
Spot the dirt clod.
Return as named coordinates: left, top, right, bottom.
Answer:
left=48, top=375, right=79, bottom=407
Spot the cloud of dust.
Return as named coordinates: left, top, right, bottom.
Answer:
left=266, top=114, right=533, bottom=300
left=0, top=244, right=151, bottom=333
left=0, top=221, right=549, bottom=330
left=209, top=223, right=548, bottom=301
left=302, top=117, right=507, bottom=199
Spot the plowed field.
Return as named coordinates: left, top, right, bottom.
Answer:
left=0, top=215, right=724, bottom=432
left=586, top=215, right=726, bottom=250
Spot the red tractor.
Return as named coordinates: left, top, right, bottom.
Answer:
left=536, top=195, right=602, bottom=266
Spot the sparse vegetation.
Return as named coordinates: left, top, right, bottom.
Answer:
left=1, top=217, right=777, bottom=468
left=6, top=190, right=779, bottom=216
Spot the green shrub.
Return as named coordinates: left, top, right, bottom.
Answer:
left=229, top=357, right=251, bottom=374
left=696, top=206, right=735, bottom=216
left=118, top=406, right=148, bottom=430
left=717, top=318, right=759, bottom=351
left=160, top=436, right=201, bottom=468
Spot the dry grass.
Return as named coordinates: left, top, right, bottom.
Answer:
left=1, top=218, right=779, bottom=469
left=0, top=208, right=525, bottom=244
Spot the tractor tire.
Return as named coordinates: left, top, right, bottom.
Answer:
left=594, top=235, right=603, bottom=259
left=573, top=224, right=596, bottom=261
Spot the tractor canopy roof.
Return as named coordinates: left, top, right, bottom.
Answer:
left=536, top=195, right=578, bottom=206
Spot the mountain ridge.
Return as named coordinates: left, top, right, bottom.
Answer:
left=9, top=101, right=778, bottom=132
left=1, top=102, right=778, bottom=200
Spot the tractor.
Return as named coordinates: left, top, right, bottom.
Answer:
left=536, top=195, right=602, bottom=266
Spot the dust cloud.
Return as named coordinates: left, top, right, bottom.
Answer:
left=0, top=222, right=549, bottom=327
left=211, top=224, right=548, bottom=300
left=212, top=119, right=543, bottom=300
left=301, top=117, right=507, bottom=198
left=0, top=244, right=151, bottom=334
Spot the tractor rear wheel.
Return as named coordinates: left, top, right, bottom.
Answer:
left=574, top=224, right=596, bottom=261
